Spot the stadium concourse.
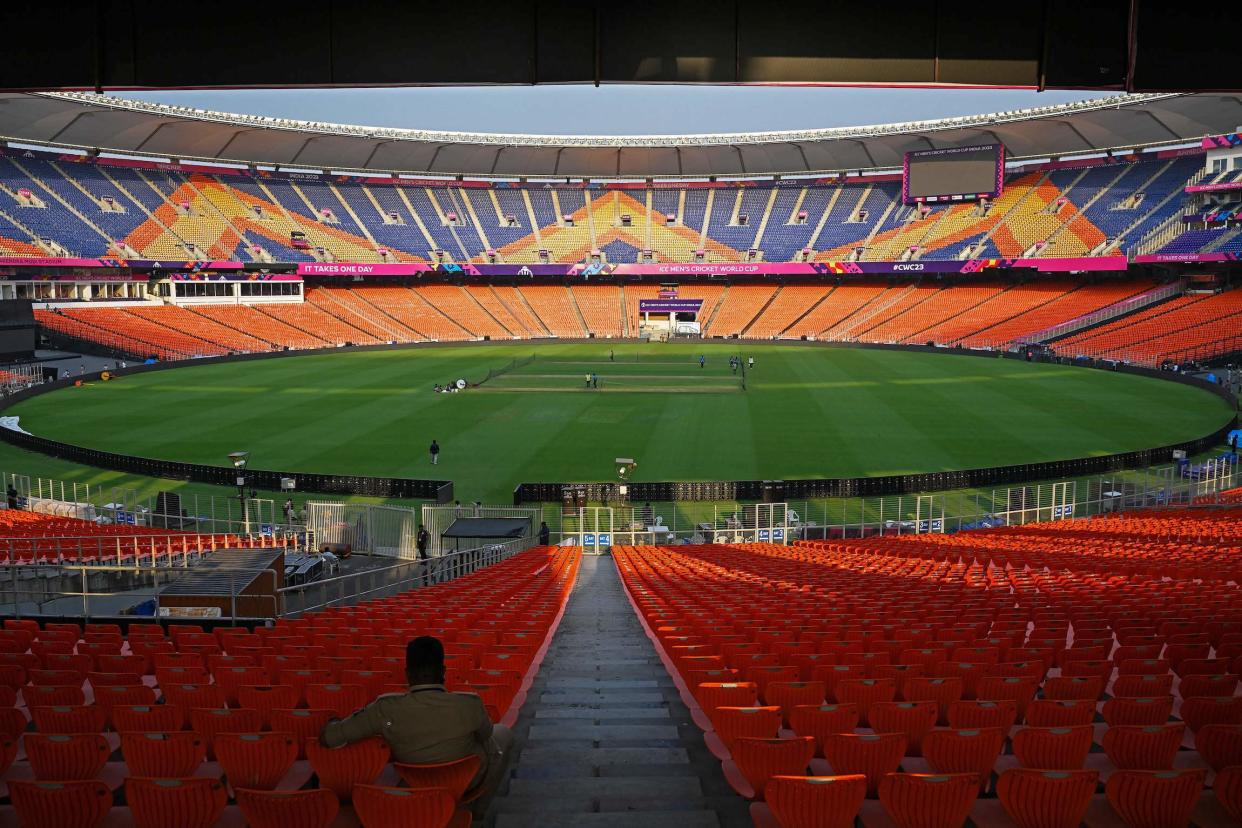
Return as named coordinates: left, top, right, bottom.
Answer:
left=0, top=504, right=1239, bottom=826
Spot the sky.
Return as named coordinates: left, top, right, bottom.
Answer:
left=114, top=87, right=1122, bottom=136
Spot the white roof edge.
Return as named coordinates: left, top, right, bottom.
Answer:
left=44, top=90, right=1180, bottom=148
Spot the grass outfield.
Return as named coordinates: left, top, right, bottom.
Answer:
left=8, top=343, right=1234, bottom=504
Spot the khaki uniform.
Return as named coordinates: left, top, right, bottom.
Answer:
left=319, top=683, right=513, bottom=805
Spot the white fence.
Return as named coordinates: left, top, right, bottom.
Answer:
left=305, top=502, right=418, bottom=559
left=0, top=471, right=282, bottom=537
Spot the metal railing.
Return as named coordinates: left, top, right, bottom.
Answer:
left=278, top=537, right=528, bottom=617
left=0, top=563, right=281, bottom=623
left=419, top=504, right=542, bottom=557
left=0, top=471, right=282, bottom=537
left=1017, top=279, right=1186, bottom=345
left=0, top=532, right=295, bottom=567
left=1153, top=334, right=1242, bottom=369
left=543, top=454, right=1240, bottom=544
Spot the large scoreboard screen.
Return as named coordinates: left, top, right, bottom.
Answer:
left=903, top=143, right=1005, bottom=204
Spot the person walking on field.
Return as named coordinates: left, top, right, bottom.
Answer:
left=747, top=356, right=754, bottom=370
left=592, top=373, right=599, bottom=389
left=429, top=439, right=440, bottom=465
left=585, top=372, right=592, bottom=388
left=699, top=355, right=705, bottom=369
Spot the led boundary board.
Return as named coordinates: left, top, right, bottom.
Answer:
left=903, top=143, right=1006, bottom=205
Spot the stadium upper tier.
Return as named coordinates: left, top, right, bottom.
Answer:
left=0, top=149, right=1216, bottom=264
left=3, top=92, right=1241, bottom=177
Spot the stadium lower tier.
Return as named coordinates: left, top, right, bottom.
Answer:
left=615, top=507, right=1242, bottom=828
left=0, top=507, right=1240, bottom=825
left=0, top=544, right=578, bottom=827
left=33, top=279, right=1242, bottom=366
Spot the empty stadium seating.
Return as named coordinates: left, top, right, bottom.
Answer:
left=615, top=506, right=1242, bottom=827
left=0, top=509, right=287, bottom=565
left=1050, top=288, right=1242, bottom=365
left=0, top=545, right=578, bottom=826
left=38, top=278, right=1239, bottom=366
left=0, top=150, right=1215, bottom=264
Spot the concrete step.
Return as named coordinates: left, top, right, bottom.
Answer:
left=538, top=691, right=668, bottom=704
left=508, top=777, right=703, bottom=798
left=494, top=795, right=711, bottom=814
left=534, top=707, right=673, bottom=720
left=527, top=724, right=681, bottom=741
left=497, top=812, right=721, bottom=828
left=515, top=746, right=691, bottom=768
left=513, top=762, right=702, bottom=780
left=545, top=678, right=663, bottom=689
left=483, top=554, right=747, bottom=828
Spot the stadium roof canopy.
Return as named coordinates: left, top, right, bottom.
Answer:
left=2, top=92, right=1240, bottom=179
left=0, top=2, right=1238, bottom=92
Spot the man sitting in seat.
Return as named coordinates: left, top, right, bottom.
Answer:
left=319, top=635, right=515, bottom=816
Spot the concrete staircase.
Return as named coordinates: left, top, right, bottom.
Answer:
left=11, top=157, right=118, bottom=252
left=486, top=555, right=745, bottom=828
left=804, top=185, right=843, bottom=254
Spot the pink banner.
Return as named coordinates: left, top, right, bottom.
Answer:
left=0, top=255, right=121, bottom=268
left=1015, top=255, right=1128, bottom=272
left=606, top=262, right=815, bottom=275
left=1134, top=253, right=1239, bottom=263
left=296, top=262, right=433, bottom=276
left=1185, top=181, right=1242, bottom=194
left=0, top=255, right=1131, bottom=277
left=598, top=256, right=1128, bottom=276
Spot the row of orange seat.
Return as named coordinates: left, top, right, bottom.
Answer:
left=0, top=510, right=285, bottom=565
left=0, top=545, right=580, bottom=827
left=613, top=512, right=1242, bottom=827
left=1054, top=289, right=1242, bottom=365
left=42, top=281, right=1235, bottom=364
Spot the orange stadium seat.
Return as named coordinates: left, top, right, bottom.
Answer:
left=1105, top=769, right=1206, bottom=828
left=704, top=285, right=777, bottom=337
left=352, top=784, right=456, bottom=828
left=922, top=727, right=1006, bottom=792
left=235, top=788, right=340, bottom=828
left=727, top=736, right=816, bottom=800
left=1102, top=724, right=1185, bottom=771
left=9, top=780, right=113, bottom=828
left=879, top=773, right=980, bottom=828
left=570, top=284, right=625, bottom=337
left=761, top=774, right=867, bottom=828
left=125, top=777, right=228, bottom=828
left=120, top=732, right=207, bottom=778
left=997, top=769, right=1098, bottom=828
left=517, top=285, right=588, bottom=337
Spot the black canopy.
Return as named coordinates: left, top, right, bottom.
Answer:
left=440, top=518, right=530, bottom=540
